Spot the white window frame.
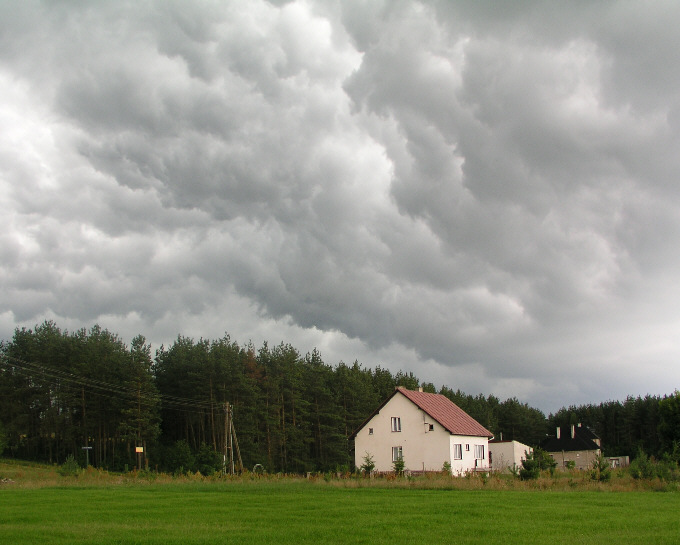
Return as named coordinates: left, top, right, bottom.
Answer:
left=474, top=444, right=485, bottom=460
left=391, top=417, right=401, bottom=432
left=453, top=444, right=462, bottom=460
left=392, top=446, right=403, bottom=462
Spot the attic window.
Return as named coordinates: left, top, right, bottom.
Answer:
left=391, top=417, right=401, bottom=432
left=428, top=424, right=434, bottom=431
left=368, top=428, right=373, bottom=435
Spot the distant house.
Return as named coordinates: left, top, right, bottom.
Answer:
left=351, top=386, right=494, bottom=474
left=541, top=423, right=601, bottom=470
left=488, top=439, right=532, bottom=473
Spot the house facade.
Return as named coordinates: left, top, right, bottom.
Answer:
left=351, top=387, right=494, bottom=474
left=541, top=423, right=601, bottom=470
left=488, top=440, right=532, bottom=473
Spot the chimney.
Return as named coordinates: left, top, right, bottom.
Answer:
left=418, top=387, right=423, bottom=392
left=556, top=427, right=560, bottom=439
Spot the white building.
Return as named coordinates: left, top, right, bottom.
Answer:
left=351, top=387, right=494, bottom=474
left=488, top=440, right=532, bottom=473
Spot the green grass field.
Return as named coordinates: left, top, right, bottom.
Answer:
left=1, top=462, right=679, bottom=544
left=2, top=482, right=680, bottom=544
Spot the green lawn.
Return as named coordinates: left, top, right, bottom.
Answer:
left=1, top=482, right=679, bottom=544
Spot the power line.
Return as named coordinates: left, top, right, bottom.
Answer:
left=0, top=355, right=222, bottom=414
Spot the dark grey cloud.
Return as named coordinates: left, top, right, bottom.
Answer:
left=1, top=0, right=679, bottom=412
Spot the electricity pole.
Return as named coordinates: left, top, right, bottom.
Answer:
left=223, top=402, right=243, bottom=475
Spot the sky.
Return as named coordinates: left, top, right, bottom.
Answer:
left=2, top=1, right=680, bottom=414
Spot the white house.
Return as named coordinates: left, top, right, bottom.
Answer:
left=488, top=440, right=532, bottom=473
left=351, top=386, right=494, bottom=474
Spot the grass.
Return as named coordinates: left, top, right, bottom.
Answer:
left=1, top=461, right=680, bottom=544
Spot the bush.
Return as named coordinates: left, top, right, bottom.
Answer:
left=360, top=452, right=375, bottom=475
left=629, top=448, right=680, bottom=482
left=519, top=448, right=556, bottom=480
left=195, top=443, right=223, bottom=476
left=393, top=456, right=405, bottom=476
left=630, top=449, right=659, bottom=480
left=590, top=455, right=611, bottom=482
left=165, top=440, right=196, bottom=475
left=58, top=455, right=81, bottom=477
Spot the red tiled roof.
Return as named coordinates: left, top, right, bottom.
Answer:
left=397, top=387, right=493, bottom=438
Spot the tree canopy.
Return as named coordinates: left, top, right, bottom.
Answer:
left=1, top=321, right=677, bottom=473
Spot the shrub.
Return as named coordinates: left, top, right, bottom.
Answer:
left=393, top=456, right=405, bottom=476
left=519, top=448, right=556, bottom=480
left=58, top=455, right=81, bottom=477
left=629, top=448, right=680, bottom=482
left=590, top=455, right=611, bottom=482
left=195, top=443, right=223, bottom=476
left=165, top=440, right=195, bottom=475
left=629, top=449, right=658, bottom=480
left=360, top=452, right=375, bottom=475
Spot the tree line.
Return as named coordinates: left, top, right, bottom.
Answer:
left=1, top=321, right=678, bottom=473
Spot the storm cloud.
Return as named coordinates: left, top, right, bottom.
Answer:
left=2, top=0, right=679, bottom=412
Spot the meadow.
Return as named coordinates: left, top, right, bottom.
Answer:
left=1, top=461, right=679, bottom=545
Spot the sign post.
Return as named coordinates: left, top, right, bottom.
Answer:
left=81, top=446, right=93, bottom=468
left=135, top=446, right=144, bottom=471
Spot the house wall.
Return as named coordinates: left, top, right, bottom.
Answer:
left=549, top=449, right=600, bottom=470
left=449, top=435, right=490, bottom=474
left=489, top=441, right=532, bottom=473
left=354, top=393, right=451, bottom=473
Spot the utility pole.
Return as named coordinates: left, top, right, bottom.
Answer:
left=223, top=402, right=230, bottom=475
left=223, top=402, right=243, bottom=475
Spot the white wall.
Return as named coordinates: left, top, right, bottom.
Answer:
left=449, top=435, right=490, bottom=475
left=489, top=441, right=532, bottom=473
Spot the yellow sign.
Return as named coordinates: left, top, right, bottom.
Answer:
left=135, top=447, right=144, bottom=453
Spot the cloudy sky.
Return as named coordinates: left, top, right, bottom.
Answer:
left=2, top=0, right=680, bottom=413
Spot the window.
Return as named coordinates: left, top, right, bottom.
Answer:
left=428, top=424, right=434, bottom=431
left=465, top=444, right=470, bottom=451
left=392, top=446, right=403, bottom=462
left=474, top=445, right=485, bottom=460
left=391, top=417, right=401, bottom=432
left=453, top=444, right=462, bottom=460
left=368, top=428, right=373, bottom=435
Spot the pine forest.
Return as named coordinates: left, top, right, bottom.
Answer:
left=0, top=321, right=677, bottom=474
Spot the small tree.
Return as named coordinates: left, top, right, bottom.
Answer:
left=195, top=443, right=223, bottom=476
left=58, top=454, right=81, bottom=477
left=393, top=455, right=405, bottom=476
left=629, top=448, right=656, bottom=480
left=360, top=452, right=375, bottom=476
left=590, top=454, right=612, bottom=482
left=519, top=448, right=556, bottom=480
